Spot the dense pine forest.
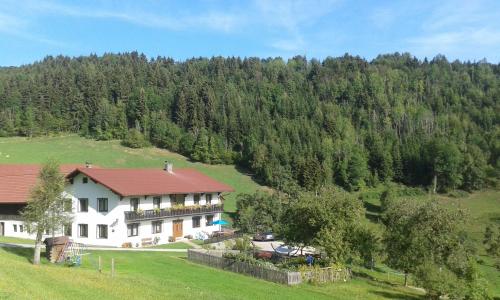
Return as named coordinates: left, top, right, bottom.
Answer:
left=0, top=52, right=498, bottom=192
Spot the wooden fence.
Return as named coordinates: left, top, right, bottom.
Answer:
left=203, top=232, right=243, bottom=244
left=302, top=267, right=352, bottom=284
left=187, top=249, right=350, bottom=285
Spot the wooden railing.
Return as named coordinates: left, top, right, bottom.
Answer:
left=124, top=204, right=223, bottom=222
left=0, top=214, right=23, bottom=221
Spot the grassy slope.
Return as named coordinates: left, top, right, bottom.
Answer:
left=0, top=135, right=264, bottom=212
left=0, top=135, right=497, bottom=299
left=0, top=247, right=423, bottom=300
left=361, top=187, right=500, bottom=297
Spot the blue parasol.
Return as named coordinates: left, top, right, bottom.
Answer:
left=212, top=219, right=229, bottom=232
left=212, top=220, right=229, bottom=225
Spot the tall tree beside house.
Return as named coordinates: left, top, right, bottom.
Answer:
left=21, top=160, right=70, bottom=265
left=279, top=187, right=367, bottom=263
left=235, top=192, right=282, bottom=233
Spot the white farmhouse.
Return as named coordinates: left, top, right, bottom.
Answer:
left=0, top=163, right=233, bottom=247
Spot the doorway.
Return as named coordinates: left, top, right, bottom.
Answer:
left=173, top=220, right=183, bottom=239
left=0, top=222, right=4, bottom=236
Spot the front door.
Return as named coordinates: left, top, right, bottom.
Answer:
left=0, top=222, right=4, bottom=236
left=173, top=220, right=183, bottom=239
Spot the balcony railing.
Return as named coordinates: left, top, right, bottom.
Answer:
left=0, top=214, right=23, bottom=221
left=124, top=204, right=224, bottom=222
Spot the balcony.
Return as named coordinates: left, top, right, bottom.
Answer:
left=124, top=204, right=224, bottom=222
left=0, top=214, right=23, bottom=221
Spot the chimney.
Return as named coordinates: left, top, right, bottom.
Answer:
left=164, top=161, right=173, bottom=173
left=85, top=161, right=92, bottom=168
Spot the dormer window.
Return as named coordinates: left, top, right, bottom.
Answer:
left=82, top=177, right=88, bottom=184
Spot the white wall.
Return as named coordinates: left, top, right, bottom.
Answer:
left=1, top=172, right=224, bottom=247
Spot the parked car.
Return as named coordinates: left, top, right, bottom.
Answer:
left=253, top=232, right=275, bottom=241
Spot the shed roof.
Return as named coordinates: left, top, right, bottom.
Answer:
left=0, top=164, right=83, bottom=204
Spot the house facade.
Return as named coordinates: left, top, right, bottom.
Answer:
left=0, top=163, right=233, bottom=247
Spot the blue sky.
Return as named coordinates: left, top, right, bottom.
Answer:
left=0, top=0, right=499, bottom=66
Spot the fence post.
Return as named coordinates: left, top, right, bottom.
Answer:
left=98, top=256, right=102, bottom=273
left=111, top=258, right=115, bottom=278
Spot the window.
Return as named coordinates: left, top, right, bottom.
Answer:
left=45, top=228, right=49, bottom=235
left=20, top=225, right=24, bottom=233
left=13, top=224, right=17, bottom=232
left=82, top=177, right=88, bottom=184
left=172, top=194, right=185, bottom=206
left=192, top=216, right=201, bottom=228
left=206, top=215, right=214, bottom=226
left=64, top=224, right=72, bottom=237
left=78, top=224, right=88, bottom=238
left=127, top=223, right=139, bottom=237
left=130, top=198, right=139, bottom=212
left=97, top=225, right=108, bottom=239
left=78, top=198, right=88, bottom=212
left=64, top=198, right=72, bottom=212
left=194, top=194, right=200, bottom=205
left=206, top=194, right=213, bottom=204
left=153, top=197, right=161, bottom=209
left=152, top=221, right=162, bottom=234
left=98, top=198, right=108, bottom=212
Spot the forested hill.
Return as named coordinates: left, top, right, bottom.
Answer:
left=0, top=53, right=498, bottom=192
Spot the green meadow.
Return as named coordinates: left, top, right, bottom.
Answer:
left=0, top=247, right=425, bottom=300
left=0, top=135, right=265, bottom=212
left=0, top=135, right=498, bottom=299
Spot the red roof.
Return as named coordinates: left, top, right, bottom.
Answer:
left=66, top=167, right=234, bottom=197
left=0, top=164, right=84, bottom=204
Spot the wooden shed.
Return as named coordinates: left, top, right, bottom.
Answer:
left=43, top=236, right=70, bottom=263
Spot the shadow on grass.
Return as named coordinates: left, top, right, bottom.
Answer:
left=363, top=201, right=381, bottom=214
left=364, top=212, right=381, bottom=224
left=370, top=290, right=422, bottom=300
left=1, top=246, right=38, bottom=263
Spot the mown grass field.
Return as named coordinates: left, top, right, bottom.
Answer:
left=0, top=135, right=498, bottom=299
left=0, top=135, right=264, bottom=212
left=0, top=247, right=424, bottom=300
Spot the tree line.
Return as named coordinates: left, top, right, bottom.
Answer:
left=0, top=52, right=498, bottom=192
left=235, top=189, right=491, bottom=299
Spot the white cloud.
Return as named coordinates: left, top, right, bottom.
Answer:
left=21, top=0, right=242, bottom=33
left=253, top=0, right=340, bottom=53
left=406, top=0, right=500, bottom=61
left=0, top=11, right=64, bottom=46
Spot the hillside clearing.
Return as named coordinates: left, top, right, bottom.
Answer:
left=0, top=135, right=265, bottom=212
left=0, top=246, right=424, bottom=300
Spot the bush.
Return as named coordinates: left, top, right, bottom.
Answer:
left=121, top=129, right=150, bottom=148
left=223, top=252, right=278, bottom=270
left=233, top=237, right=253, bottom=252
left=448, top=190, right=469, bottom=198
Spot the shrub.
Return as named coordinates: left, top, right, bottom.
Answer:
left=232, top=237, right=253, bottom=252
left=121, top=128, right=149, bottom=148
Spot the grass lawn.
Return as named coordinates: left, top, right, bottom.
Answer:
left=0, top=236, right=35, bottom=245
left=0, top=135, right=265, bottom=213
left=0, top=135, right=497, bottom=299
left=0, top=247, right=424, bottom=300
